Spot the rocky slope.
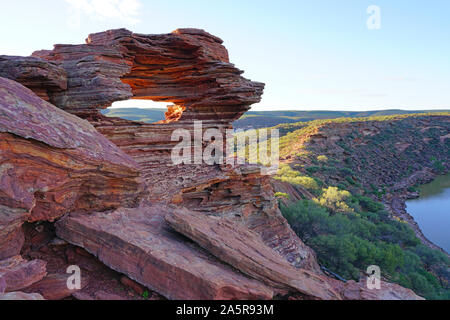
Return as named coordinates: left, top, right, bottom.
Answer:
left=273, top=115, right=449, bottom=253
left=0, top=28, right=421, bottom=300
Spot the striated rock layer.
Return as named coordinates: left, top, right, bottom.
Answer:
left=55, top=204, right=273, bottom=300
left=165, top=208, right=340, bottom=300
left=33, top=28, right=264, bottom=122
left=0, top=77, right=142, bottom=259
left=0, top=55, right=67, bottom=102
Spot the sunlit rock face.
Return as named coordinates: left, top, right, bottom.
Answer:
left=0, top=77, right=142, bottom=259
left=0, top=55, right=67, bottom=102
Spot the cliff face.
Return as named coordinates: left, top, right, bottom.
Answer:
left=0, top=77, right=142, bottom=260
left=0, top=29, right=422, bottom=300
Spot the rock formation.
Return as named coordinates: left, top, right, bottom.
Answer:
left=0, top=77, right=142, bottom=259
left=0, top=28, right=423, bottom=300
left=0, top=55, right=67, bottom=102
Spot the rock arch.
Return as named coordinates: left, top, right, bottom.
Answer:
left=32, top=28, right=264, bottom=125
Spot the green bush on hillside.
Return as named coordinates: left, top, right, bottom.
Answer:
left=281, top=199, right=449, bottom=299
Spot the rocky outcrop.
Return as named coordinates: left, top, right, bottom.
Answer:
left=165, top=208, right=340, bottom=300
left=29, top=29, right=316, bottom=270
left=55, top=205, right=273, bottom=300
left=329, top=278, right=424, bottom=300
left=33, top=28, right=264, bottom=122
left=0, top=77, right=142, bottom=259
left=0, top=255, right=47, bottom=293
left=0, top=55, right=67, bottom=102
left=0, top=291, right=44, bottom=300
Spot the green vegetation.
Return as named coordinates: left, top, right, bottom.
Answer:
left=274, top=192, right=289, bottom=199
left=281, top=198, right=449, bottom=299
left=142, top=290, right=150, bottom=299
left=314, top=186, right=354, bottom=213
left=274, top=164, right=319, bottom=192
left=234, top=110, right=450, bottom=130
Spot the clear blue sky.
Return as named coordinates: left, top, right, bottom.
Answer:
left=1, top=0, right=449, bottom=111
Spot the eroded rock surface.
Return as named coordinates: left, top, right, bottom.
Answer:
left=0, top=77, right=142, bottom=259
left=0, top=55, right=67, bottom=102
left=55, top=204, right=273, bottom=300
left=0, top=291, right=44, bottom=300
left=165, top=208, right=340, bottom=300
left=33, top=28, right=263, bottom=122
left=0, top=255, right=47, bottom=293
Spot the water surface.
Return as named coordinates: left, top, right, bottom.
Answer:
left=406, top=173, right=450, bottom=253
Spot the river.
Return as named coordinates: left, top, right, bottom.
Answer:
left=406, top=173, right=450, bottom=254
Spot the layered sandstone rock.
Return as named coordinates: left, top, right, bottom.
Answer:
left=329, top=278, right=424, bottom=300
left=25, top=273, right=87, bottom=300
left=0, top=291, right=45, bottom=300
left=0, top=55, right=67, bottom=101
left=165, top=208, right=340, bottom=300
left=0, top=77, right=142, bottom=259
left=0, top=255, right=47, bottom=293
left=33, top=28, right=263, bottom=122
left=55, top=205, right=274, bottom=300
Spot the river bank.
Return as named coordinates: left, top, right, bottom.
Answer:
left=384, top=167, right=449, bottom=256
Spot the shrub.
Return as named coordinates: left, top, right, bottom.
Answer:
left=275, top=164, right=319, bottom=191
left=274, top=192, right=289, bottom=199
left=314, top=186, right=354, bottom=213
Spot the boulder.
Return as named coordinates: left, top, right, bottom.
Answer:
left=0, top=255, right=47, bottom=293
left=0, top=55, right=67, bottom=101
left=329, top=279, right=424, bottom=300
left=25, top=273, right=87, bottom=300
left=55, top=204, right=273, bottom=300
left=165, top=208, right=341, bottom=300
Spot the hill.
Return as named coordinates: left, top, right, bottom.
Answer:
left=101, top=108, right=449, bottom=130
left=101, top=108, right=166, bottom=123
left=242, top=112, right=450, bottom=299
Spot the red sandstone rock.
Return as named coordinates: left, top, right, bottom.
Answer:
left=165, top=208, right=341, bottom=300
left=0, top=256, right=47, bottom=293
left=94, top=290, right=126, bottom=300
left=25, top=273, right=87, bottom=300
left=0, top=77, right=142, bottom=258
left=92, top=117, right=319, bottom=271
left=55, top=204, right=274, bottom=300
left=33, top=28, right=263, bottom=122
left=0, top=291, right=44, bottom=300
left=120, top=276, right=145, bottom=295
left=329, top=278, right=424, bottom=300
left=0, top=55, right=67, bottom=101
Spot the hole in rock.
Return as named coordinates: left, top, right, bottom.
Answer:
left=102, top=99, right=184, bottom=124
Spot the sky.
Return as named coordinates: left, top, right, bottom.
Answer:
left=1, top=0, right=450, bottom=111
